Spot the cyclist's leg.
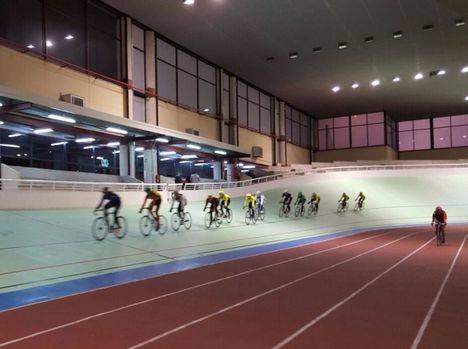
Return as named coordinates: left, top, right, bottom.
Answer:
left=112, top=202, right=121, bottom=228
left=178, top=203, right=183, bottom=219
left=441, top=224, right=446, bottom=243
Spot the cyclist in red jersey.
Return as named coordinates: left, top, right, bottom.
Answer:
left=431, top=206, right=447, bottom=244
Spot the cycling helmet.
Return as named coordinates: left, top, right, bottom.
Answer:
left=312, top=192, right=317, bottom=196
left=284, top=189, right=288, bottom=194
left=256, top=191, right=261, bottom=196
left=144, top=187, right=151, bottom=194
left=298, top=192, right=303, bottom=196
left=246, top=193, right=252, bottom=197
left=436, top=206, right=442, bottom=211
left=218, top=190, right=224, bottom=196
left=342, top=192, right=346, bottom=196
left=359, top=192, right=363, bottom=195
left=102, top=187, right=109, bottom=193
left=208, top=194, right=213, bottom=199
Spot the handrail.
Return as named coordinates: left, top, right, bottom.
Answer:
left=1, top=162, right=468, bottom=192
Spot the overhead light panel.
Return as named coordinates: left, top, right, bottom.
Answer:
left=76, top=137, right=95, bottom=143
left=160, top=158, right=172, bottom=161
left=155, top=137, right=169, bottom=143
left=27, top=44, right=35, bottom=49
left=214, top=150, right=227, bottom=155
left=187, top=144, right=201, bottom=150
left=181, top=154, right=198, bottom=159
left=0, top=144, right=20, bottom=148
left=414, top=73, right=424, bottom=80
left=437, top=70, right=446, bottom=76
left=183, top=0, right=195, bottom=5
left=371, top=79, right=380, bottom=87
left=107, top=142, right=120, bottom=147
left=243, top=165, right=256, bottom=169
left=64, top=34, right=74, bottom=40
left=422, top=24, right=434, bottom=31
left=332, top=86, right=340, bottom=93
left=312, top=47, right=322, bottom=53
left=0, top=102, right=3, bottom=107
left=364, top=36, right=374, bottom=43
left=106, top=127, right=127, bottom=135
left=455, top=19, right=466, bottom=27
left=160, top=151, right=176, bottom=156
left=51, top=141, right=68, bottom=146
left=33, top=128, right=53, bottom=134
left=194, top=163, right=205, bottom=167
left=8, top=133, right=23, bottom=138
left=392, top=76, right=401, bottom=83
left=137, top=154, right=144, bottom=158
left=338, top=42, right=347, bottom=49
left=83, top=145, right=95, bottom=149
left=465, top=96, right=468, bottom=101
left=461, top=66, right=468, bottom=73
left=351, top=83, right=359, bottom=89
left=135, top=147, right=144, bottom=152
left=0, top=121, right=4, bottom=125
left=393, top=31, right=403, bottom=39
left=179, top=160, right=192, bottom=164
left=48, top=114, right=76, bottom=123
left=289, top=52, right=299, bottom=59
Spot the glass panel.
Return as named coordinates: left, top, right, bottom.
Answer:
left=177, top=70, right=197, bottom=109
left=300, top=125, right=309, bottom=148
left=451, top=114, right=468, bottom=126
left=132, top=48, right=145, bottom=90
left=237, top=81, right=247, bottom=98
left=318, top=118, right=333, bottom=130
left=413, top=119, right=430, bottom=130
left=198, top=80, right=216, bottom=115
left=433, top=127, right=451, bottom=148
left=222, top=72, right=230, bottom=91
left=157, top=60, right=176, bottom=102
left=351, top=125, right=367, bottom=147
left=334, top=116, right=349, bottom=128
left=237, top=98, right=247, bottom=126
left=156, top=38, right=175, bottom=64
left=367, top=123, right=384, bottom=146
left=133, top=95, right=145, bottom=123
left=132, top=24, right=144, bottom=50
left=300, top=113, right=309, bottom=126
left=367, top=112, right=384, bottom=124
left=319, top=128, right=333, bottom=150
left=260, top=107, right=271, bottom=134
left=334, top=127, right=350, bottom=149
left=198, top=61, right=216, bottom=83
left=291, top=109, right=300, bottom=122
left=292, top=122, right=300, bottom=145
left=247, top=86, right=259, bottom=104
left=285, top=119, right=292, bottom=141
left=433, top=116, right=450, bottom=128
left=414, top=129, right=431, bottom=150
left=284, top=105, right=292, bottom=120
left=398, top=131, right=414, bottom=151
left=222, top=90, right=230, bottom=117
left=177, top=50, right=197, bottom=75
left=451, top=125, right=468, bottom=147
left=260, top=93, right=270, bottom=109
left=351, top=114, right=367, bottom=126
left=248, top=102, right=260, bottom=131
left=398, top=121, right=413, bottom=132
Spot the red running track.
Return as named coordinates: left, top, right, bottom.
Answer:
left=0, top=226, right=467, bottom=349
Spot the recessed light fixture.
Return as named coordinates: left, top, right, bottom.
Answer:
left=465, top=96, right=468, bottom=101
left=96, top=156, right=104, bottom=160
left=364, top=36, right=374, bottom=43
left=155, top=137, right=169, bottom=143
left=203, top=108, right=210, bottom=112
left=51, top=141, right=68, bottom=146
left=160, top=158, right=172, bottom=161
left=414, top=73, right=424, bottom=80
left=338, top=42, right=348, bottom=49
left=461, top=66, right=468, bottom=73
left=422, top=24, right=434, bottom=31
left=181, top=154, right=198, bottom=159
left=266, top=56, right=275, bottom=62
left=48, top=114, right=76, bottom=123
left=0, top=102, right=3, bottom=107
left=64, top=34, right=74, bottom=40
left=351, top=83, right=359, bottom=89
left=160, top=151, right=176, bottom=156
left=183, top=0, right=195, bottom=4
left=33, top=128, right=53, bottom=134
left=437, top=70, right=446, bottom=76
left=112, top=150, right=120, bottom=154
left=135, top=147, right=144, bottom=152
left=243, top=165, right=256, bottom=169
left=8, top=133, right=23, bottom=138
left=187, top=144, right=201, bottom=150
left=455, top=19, right=466, bottom=27
left=332, top=86, right=340, bottom=93
left=106, top=127, right=127, bottom=135
left=76, top=137, right=95, bottom=143
left=392, top=76, right=401, bottom=83
left=46, top=40, right=53, bottom=47
left=0, top=144, right=20, bottom=148
left=393, top=31, right=403, bottom=39
left=238, top=163, right=244, bottom=167
left=83, top=145, right=95, bottom=149
left=371, top=79, right=381, bottom=87
left=312, top=47, right=322, bottom=53
left=0, top=121, right=4, bottom=125
left=214, top=150, right=227, bottom=155
left=27, top=44, right=35, bottom=49
left=107, top=142, right=120, bottom=147
left=289, top=52, right=299, bottom=59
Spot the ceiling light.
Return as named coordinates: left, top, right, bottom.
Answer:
left=48, top=114, right=76, bottom=123
left=0, top=144, right=20, bottom=148
left=332, top=86, right=340, bottom=93
left=194, top=163, right=205, bottom=167
left=107, top=142, right=120, bottom=147
left=266, top=56, right=275, bottom=62
left=422, top=24, right=434, bottom=31
left=96, top=156, right=104, bottom=160
left=76, top=137, right=95, bottom=143
left=27, top=44, right=35, bottom=49
left=455, top=19, right=466, bottom=27
left=135, top=147, right=144, bottom=152
left=112, top=150, right=120, bottom=154
left=137, top=154, right=144, bottom=158
left=203, top=108, right=209, bottom=112
left=214, top=150, right=227, bottom=155
left=187, top=144, right=201, bottom=150
left=155, top=137, right=169, bottom=143
left=33, top=128, right=53, bottom=134
left=160, top=151, right=176, bottom=156
left=46, top=40, right=53, bottom=47
left=106, top=127, right=127, bottom=135
left=64, top=34, right=74, bottom=40
left=461, top=66, right=468, bottom=73
left=437, top=70, right=446, bottom=76
left=351, top=83, right=359, bottom=89
left=8, top=133, right=23, bottom=138
left=238, top=163, right=244, bottom=167
left=0, top=121, right=4, bottom=125
left=183, top=0, right=195, bottom=5
left=393, top=31, right=403, bottom=39
left=312, top=47, right=322, bottom=53
left=83, top=145, right=95, bottom=149
left=51, top=141, right=68, bottom=146
left=371, top=79, right=381, bottom=87
left=364, top=36, right=374, bottom=43
left=465, top=96, right=468, bottom=102
left=392, top=76, right=401, bottom=83
left=0, top=102, right=3, bottom=107
left=338, top=42, right=347, bottom=49
left=160, top=158, right=172, bottom=161
left=414, top=73, right=424, bottom=80
left=17, top=154, right=21, bottom=157
left=181, top=154, right=198, bottom=159
left=179, top=160, right=192, bottom=164
left=243, top=165, right=256, bottom=169
left=289, top=52, right=299, bottom=59
left=241, top=169, right=249, bottom=173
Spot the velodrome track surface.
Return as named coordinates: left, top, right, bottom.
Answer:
left=1, top=169, right=467, bottom=303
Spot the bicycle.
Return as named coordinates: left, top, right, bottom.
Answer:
left=92, top=209, right=128, bottom=241
left=337, top=201, right=349, bottom=214
left=171, top=210, right=192, bottom=231
left=307, top=202, right=318, bottom=217
left=354, top=201, right=365, bottom=212
left=256, top=205, right=266, bottom=221
left=278, top=202, right=291, bottom=217
left=245, top=206, right=258, bottom=225
left=204, top=210, right=221, bottom=229
left=294, top=203, right=305, bottom=217
left=219, top=206, right=233, bottom=224
left=434, top=221, right=446, bottom=246
left=139, top=208, right=168, bottom=236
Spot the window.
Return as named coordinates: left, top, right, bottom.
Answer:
left=237, top=81, right=248, bottom=127
left=433, top=115, right=468, bottom=148
left=198, top=61, right=216, bottom=115
left=351, top=113, right=385, bottom=147
left=222, top=72, right=230, bottom=118
left=318, top=117, right=348, bottom=150
left=133, top=95, right=145, bottom=123
left=397, top=119, right=431, bottom=151
left=156, top=39, right=177, bottom=102
left=286, top=105, right=310, bottom=147
left=132, top=24, right=145, bottom=91
left=237, top=82, right=271, bottom=134
left=247, top=86, right=260, bottom=131
left=177, top=70, right=197, bottom=109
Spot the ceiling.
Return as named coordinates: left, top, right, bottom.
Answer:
left=103, top=0, right=468, bottom=120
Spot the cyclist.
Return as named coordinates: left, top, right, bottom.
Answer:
left=256, top=190, right=266, bottom=213
left=218, top=190, right=231, bottom=217
left=338, top=192, right=350, bottom=210
left=308, top=192, right=321, bottom=212
left=243, top=192, right=257, bottom=219
left=295, top=191, right=307, bottom=215
left=94, top=187, right=121, bottom=229
left=203, top=194, right=219, bottom=223
left=139, top=188, right=161, bottom=230
left=355, top=192, right=366, bottom=209
left=170, top=190, right=187, bottom=220
left=280, top=189, right=293, bottom=213
left=431, top=206, right=447, bottom=244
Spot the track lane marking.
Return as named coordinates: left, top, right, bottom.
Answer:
left=0, top=231, right=388, bottom=347
left=410, top=235, right=467, bottom=349
left=127, top=232, right=417, bottom=349
left=271, top=236, right=436, bottom=349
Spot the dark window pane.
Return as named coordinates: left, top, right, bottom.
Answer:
left=156, top=38, right=175, bottom=64
left=46, top=0, right=86, bottom=19
left=318, top=118, right=333, bottom=130
left=178, top=70, right=197, bottom=109
left=238, top=98, right=247, bottom=126
left=222, top=72, right=230, bottom=91
left=286, top=119, right=292, bottom=141
left=238, top=81, right=247, bottom=98
left=334, top=127, right=350, bottom=149
left=300, top=125, right=309, bottom=148
left=248, top=101, right=260, bottom=131
left=260, top=93, right=270, bottom=109
left=157, top=60, right=176, bottom=102
left=198, top=61, right=216, bottom=84
left=248, top=86, right=259, bottom=104
left=222, top=90, right=230, bottom=117
left=351, top=125, right=367, bottom=147
left=88, top=28, right=121, bottom=78
left=199, top=80, right=216, bottom=115
left=133, top=48, right=145, bottom=90
left=260, top=107, right=271, bottom=134
left=132, top=24, right=144, bottom=50
left=177, top=50, right=196, bottom=75
left=133, top=95, right=145, bottom=123
left=87, top=1, right=120, bottom=38
left=292, top=122, right=300, bottom=145
left=319, top=129, right=333, bottom=150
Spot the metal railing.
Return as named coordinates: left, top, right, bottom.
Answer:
left=1, top=162, right=468, bottom=193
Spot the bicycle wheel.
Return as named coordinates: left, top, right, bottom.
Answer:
left=204, top=212, right=213, bottom=229
left=183, top=212, right=192, bottom=230
left=158, top=215, right=168, bottom=235
left=258, top=208, right=265, bottom=221
left=245, top=210, right=252, bottom=225
left=252, top=209, right=259, bottom=224
left=337, top=203, right=343, bottom=214
left=92, top=217, right=108, bottom=241
left=112, top=216, right=128, bottom=239
left=307, top=205, right=313, bottom=217
left=225, top=209, right=233, bottom=223
left=139, top=215, right=153, bottom=236
left=279, top=206, right=284, bottom=217
left=171, top=213, right=181, bottom=231
left=295, top=205, right=301, bottom=217
left=214, top=213, right=222, bottom=228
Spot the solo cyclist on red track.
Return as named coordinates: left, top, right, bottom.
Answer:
left=431, top=206, right=447, bottom=244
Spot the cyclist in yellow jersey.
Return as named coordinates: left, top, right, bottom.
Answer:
left=218, top=190, right=231, bottom=217
left=356, top=192, right=366, bottom=208
left=338, top=192, right=350, bottom=209
left=243, top=193, right=256, bottom=218
left=308, top=192, right=321, bottom=212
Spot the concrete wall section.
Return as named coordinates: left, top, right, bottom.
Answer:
left=286, top=143, right=310, bottom=165
left=399, top=147, right=468, bottom=160
left=315, top=146, right=398, bottom=162
left=238, top=128, right=273, bottom=165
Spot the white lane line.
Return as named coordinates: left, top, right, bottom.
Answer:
left=410, top=235, right=467, bottom=349
left=127, top=232, right=417, bottom=349
left=0, top=231, right=387, bottom=347
left=271, top=236, right=435, bottom=349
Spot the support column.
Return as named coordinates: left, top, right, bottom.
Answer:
left=145, top=30, right=157, bottom=125
left=119, top=144, right=129, bottom=176
left=228, top=76, right=238, bottom=146
left=226, top=163, right=235, bottom=182
left=128, top=141, right=136, bottom=178
left=143, top=148, right=158, bottom=183
left=125, top=17, right=134, bottom=120
left=277, top=101, right=286, bottom=166
left=212, top=161, right=222, bottom=181
left=220, top=69, right=230, bottom=144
